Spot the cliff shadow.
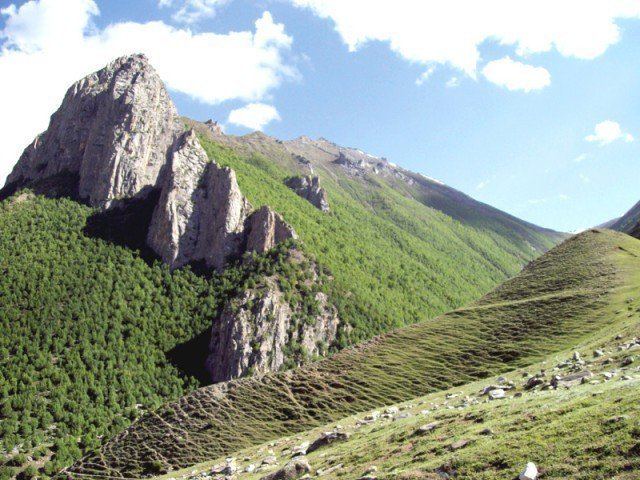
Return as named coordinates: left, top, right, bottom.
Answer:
left=83, top=186, right=161, bottom=263
left=0, top=171, right=81, bottom=203
left=166, top=327, right=212, bottom=386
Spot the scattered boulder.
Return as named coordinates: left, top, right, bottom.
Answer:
left=519, top=462, right=538, bottom=480
left=415, top=422, right=439, bottom=435
left=524, top=375, right=545, bottom=390
left=621, top=356, right=635, bottom=367
left=307, top=431, right=350, bottom=454
left=285, top=176, right=330, bottom=212
left=291, top=442, right=310, bottom=457
left=551, top=370, right=593, bottom=388
left=261, top=455, right=278, bottom=466
left=260, top=458, right=310, bottom=480
left=449, top=439, right=471, bottom=451
left=488, top=389, right=506, bottom=400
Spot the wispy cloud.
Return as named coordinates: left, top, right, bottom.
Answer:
left=446, top=76, right=460, bottom=88
left=573, top=153, right=588, bottom=163
left=415, top=65, right=436, bottom=86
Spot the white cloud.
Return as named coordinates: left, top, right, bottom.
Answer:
left=227, top=103, right=281, bottom=130
left=482, top=56, right=550, bottom=92
left=476, top=180, right=488, bottom=190
left=415, top=65, right=435, bottom=86
left=159, top=0, right=229, bottom=24
left=573, top=153, right=588, bottom=163
left=446, top=76, right=460, bottom=88
left=0, top=0, right=296, bottom=183
left=579, top=173, right=591, bottom=184
left=585, top=120, right=634, bottom=146
left=289, top=0, right=640, bottom=78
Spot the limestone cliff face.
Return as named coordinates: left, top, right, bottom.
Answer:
left=285, top=175, right=330, bottom=212
left=147, top=131, right=296, bottom=270
left=6, top=54, right=183, bottom=208
left=205, top=259, right=339, bottom=383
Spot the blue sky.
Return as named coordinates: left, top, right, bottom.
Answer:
left=1, top=0, right=640, bottom=232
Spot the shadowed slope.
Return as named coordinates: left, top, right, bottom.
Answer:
left=69, top=229, right=637, bottom=478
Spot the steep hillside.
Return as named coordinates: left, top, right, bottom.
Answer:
left=611, top=199, right=640, bottom=237
left=148, top=326, right=640, bottom=480
left=68, top=229, right=638, bottom=478
left=189, top=129, right=565, bottom=341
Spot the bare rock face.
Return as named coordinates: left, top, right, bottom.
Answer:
left=285, top=175, right=329, bottom=212
left=206, top=254, right=339, bottom=383
left=147, top=129, right=251, bottom=269
left=6, top=54, right=183, bottom=208
left=147, top=132, right=294, bottom=270
left=245, top=205, right=298, bottom=254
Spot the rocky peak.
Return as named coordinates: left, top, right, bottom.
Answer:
left=285, top=175, right=330, bottom=212
left=6, top=53, right=183, bottom=208
left=204, top=119, right=223, bottom=136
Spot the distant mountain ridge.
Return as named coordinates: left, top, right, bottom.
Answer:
left=188, top=119, right=567, bottom=253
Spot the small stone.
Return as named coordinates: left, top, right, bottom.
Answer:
left=307, top=431, right=350, bottom=454
left=262, top=455, right=278, bottom=466
left=621, top=356, right=635, bottom=367
left=291, top=442, right=309, bottom=457
left=593, top=349, right=605, bottom=357
left=384, top=406, right=399, bottom=415
left=416, top=422, right=439, bottom=435
left=519, top=462, right=538, bottom=480
left=479, top=428, right=493, bottom=435
left=488, top=389, right=506, bottom=400
left=449, top=439, right=471, bottom=451
left=259, top=458, right=310, bottom=480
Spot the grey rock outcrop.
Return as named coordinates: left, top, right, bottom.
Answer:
left=285, top=175, right=329, bottom=212
left=147, top=132, right=295, bottom=270
left=245, top=206, right=298, bottom=253
left=204, top=119, right=224, bottom=136
left=6, top=54, right=183, bottom=208
left=205, top=257, right=339, bottom=383
left=260, top=458, right=311, bottom=480
left=146, top=129, right=253, bottom=269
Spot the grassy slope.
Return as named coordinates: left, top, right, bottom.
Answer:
left=168, top=325, right=640, bottom=480
left=68, top=229, right=637, bottom=478
left=197, top=135, right=563, bottom=341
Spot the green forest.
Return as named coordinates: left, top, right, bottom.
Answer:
left=0, top=137, right=558, bottom=477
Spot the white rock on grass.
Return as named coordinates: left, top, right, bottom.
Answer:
left=488, top=389, right=506, bottom=400
left=519, top=462, right=538, bottom=480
